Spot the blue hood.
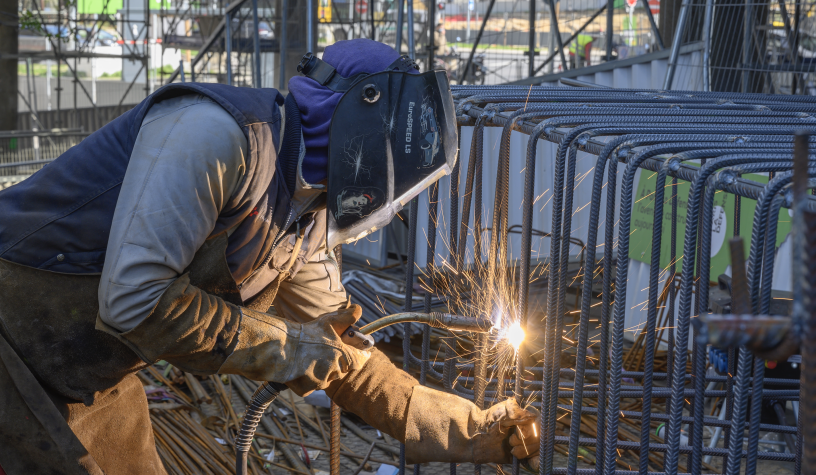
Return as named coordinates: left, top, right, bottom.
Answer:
left=288, top=39, right=404, bottom=184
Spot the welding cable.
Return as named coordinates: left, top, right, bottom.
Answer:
left=358, top=312, right=493, bottom=335
left=657, top=155, right=813, bottom=475
left=235, top=381, right=288, bottom=475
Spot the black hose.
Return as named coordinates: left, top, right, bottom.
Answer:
left=235, top=381, right=288, bottom=475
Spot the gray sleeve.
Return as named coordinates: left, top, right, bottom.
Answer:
left=99, top=95, right=248, bottom=331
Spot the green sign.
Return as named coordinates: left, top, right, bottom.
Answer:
left=77, top=0, right=169, bottom=15
left=629, top=170, right=792, bottom=281
left=77, top=0, right=122, bottom=15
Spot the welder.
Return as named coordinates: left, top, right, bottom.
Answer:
left=0, top=39, right=540, bottom=474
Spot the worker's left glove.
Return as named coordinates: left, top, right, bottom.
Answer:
left=218, top=304, right=371, bottom=395
left=404, top=386, right=538, bottom=464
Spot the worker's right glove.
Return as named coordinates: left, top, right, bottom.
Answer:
left=404, top=386, right=538, bottom=464
left=218, top=304, right=371, bottom=395
left=509, top=406, right=541, bottom=471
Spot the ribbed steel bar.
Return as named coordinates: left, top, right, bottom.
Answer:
left=559, top=135, right=800, bottom=475
left=535, top=120, right=816, bottom=475
left=422, top=183, right=438, bottom=378
left=696, top=162, right=805, bottom=473
left=400, top=196, right=418, bottom=475
left=661, top=155, right=799, bottom=475
left=423, top=86, right=816, bottom=475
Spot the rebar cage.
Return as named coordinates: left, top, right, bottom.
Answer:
left=393, top=83, right=816, bottom=475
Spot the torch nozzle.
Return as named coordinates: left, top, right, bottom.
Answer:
left=357, top=312, right=493, bottom=335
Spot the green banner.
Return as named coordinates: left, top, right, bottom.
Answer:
left=629, top=169, right=792, bottom=281
left=77, top=0, right=169, bottom=15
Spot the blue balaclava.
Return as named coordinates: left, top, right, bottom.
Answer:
left=288, top=39, right=404, bottom=185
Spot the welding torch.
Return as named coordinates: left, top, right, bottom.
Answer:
left=236, top=312, right=493, bottom=475
left=340, top=311, right=495, bottom=349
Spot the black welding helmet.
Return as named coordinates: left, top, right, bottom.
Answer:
left=296, top=52, right=458, bottom=249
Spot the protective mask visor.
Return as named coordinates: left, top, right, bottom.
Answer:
left=325, top=69, right=457, bottom=250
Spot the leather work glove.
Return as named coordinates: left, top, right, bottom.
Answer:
left=218, top=304, right=371, bottom=395
left=404, top=386, right=538, bottom=464
left=508, top=406, right=541, bottom=471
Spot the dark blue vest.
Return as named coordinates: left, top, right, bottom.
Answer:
left=0, top=84, right=298, bottom=285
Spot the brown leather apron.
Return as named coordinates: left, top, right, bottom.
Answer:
left=0, top=230, right=308, bottom=475
left=0, top=257, right=164, bottom=475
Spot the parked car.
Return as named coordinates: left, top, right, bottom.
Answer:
left=231, top=18, right=274, bottom=40
left=19, top=24, right=70, bottom=40
left=76, top=28, right=120, bottom=47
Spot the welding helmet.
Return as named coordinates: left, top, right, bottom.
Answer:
left=296, top=52, right=458, bottom=249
